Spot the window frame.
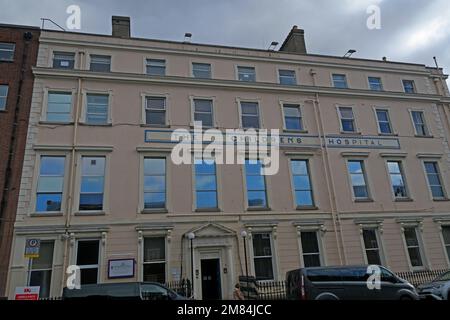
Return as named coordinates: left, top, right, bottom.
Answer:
left=280, top=102, right=305, bottom=132
left=336, top=105, right=358, bottom=133
left=0, top=42, right=15, bottom=61
left=89, top=54, right=112, bottom=72
left=422, top=160, right=447, bottom=200
left=401, top=225, right=427, bottom=271
left=142, top=157, right=167, bottom=212
left=367, top=76, right=383, bottom=91
left=243, top=158, right=269, bottom=210
left=81, top=90, right=112, bottom=125
left=0, top=84, right=9, bottom=111
left=237, top=99, right=262, bottom=129
left=145, top=58, right=166, bottom=76
left=190, top=96, right=215, bottom=128
left=346, top=159, right=371, bottom=201
left=236, top=65, right=256, bottom=82
left=191, top=62, right=212, bottom=79
left=251, top=232, right=276, bottom=281
left=193, top=157, right=219, bottom=211
left=360, top=227, right=386, bottom=266
left=386, top=160, right=410, bottom=200
left=409, top=109, right=430, bottom=137
left=144, top=95, right=168, bottom=127
left=289, top=158, right=315, bottom=209
left=277, top=68, right=297, bottom=85
left=299, top=230, right=323, bottom=267
left=142, top=236, right=167, bottom=283
left=74, top=239, right=101, bottom=285
left=41, top=88, right=75, bottom=123
left=52, top=51, right=76, bottom=69
left=440, top=225, right=450, bottom=267
left=402, top=79, right=416, bottom=93
left=373, top=107, right=394, bottom=135
left=27, top=240, right=55, bottom=298
left=331, top=73, right=349, bottom=89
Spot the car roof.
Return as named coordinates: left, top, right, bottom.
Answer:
left=62, top=282, right=166, bottom=298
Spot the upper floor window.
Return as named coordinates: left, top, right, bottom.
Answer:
left=402, top=80, right=416, bottom=93
left=143, top=237, right=166, bottom=283
left=90, top=55, right=111, bottom=72
left=53, top=52, right=75, bottom=69
left=375, top=109, right=393, bottom=134
left=0, top=85, right=8, bottom=110
left=387, top=161, right=408, bottom=199
left=290, top=160, right=314, bottom=207
left=442, top=226, right=450, bottom=261
left=79, top=156, right=105, bottom=211
left=145, top=97, right=166, bottom=126
left=300, top=231, right=322, bottom=267
left=36, top=156, right=65, bottom=212
left=28, top=241, right=54, bottom=298
left=0, top=42, right=15, bottom=61
left=245, top=159, right=267, bottom=208
left=194, top=158, right=218, bottom=210
left=237, top=66, right=256, bottom=82
left=332, top=74, right=348, bottom=88
left=193, top=99, right=213, bottom=127
left=240, top=101, right=260, bottom=129
left=362, top=229, right=382, bottom=265
left=252, top=233, right=274, bottom=280
left=411, top=111, right=429, bottom=136
left=192, top=63, right=211, bottom=79
left=146, top=59, right=166, bottom=76
left=338, top=106, right=356, bottom=132
left=86, top=94, right=109, bottom=125
left=47, top=92, right=72, bottom=122
left=143, top=157, right=166, bottom=209
left=278, top=69, right=296, bottom=85
left=347, top=160, right=369, bottom=200
left=368, top=77, right=383, bottom=91
left=424, top=161, right=445, bottom=199
left=76, top=240, right=100, bottom=285
left=283, top=104, right=303, bottom=131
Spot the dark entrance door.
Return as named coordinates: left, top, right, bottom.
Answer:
left=201, top=258, right=221, bottom=300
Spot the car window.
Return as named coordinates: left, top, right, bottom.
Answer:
left=380, top=267, right=397, bottom=283
left=340, top=268, right=368, bottom=282
left=306, top=269, right=342, bottom=282
left=140, top=284, right=169, bottom=300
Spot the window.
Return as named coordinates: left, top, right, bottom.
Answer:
left=192, top=63, right=211, bottom=79
left=237, top=66, right=256, bottom=82
left=403, top=80, right=416, bottom=93
left=193, top=99, right=213, bottom=127
left=0, top=85, right=8, bottom=110
left=240, top=101, right=260, bottom=129
left=291, top=160, right=313, bottom=207
left=146, top=59, right=166, bottom=76
left=145, top=97, right=166, bottom=126
left=86, top=94, right=109, bottom=125
left=332, top=74, right=348, bottom=88
left=252, top=233, right=274, bottom=280
left=362, top=229, right=382, bottom=265
left=338, top=107, right=356, bottom=132
left=47, top=92, right=72, bottom=122
left=368, top=77, right=383, bottom=91
left=29, top=241, right=54, bottom=298
left=143, top=158, right=166, bottom=209
left=279, top=69, right=296, bottom=85
left=347, top=160, right=369, bottom=199
left=375, top=109, right=392, bottom=134
left=90, top=55, right=111, bottom=72
left=76, top=240, right=100, bottom=285
left=387, top=161, right=408, bottom=199
left=36, top=156, right=65, bottom=212
left=283, top=104, right=303, bottom=131
left=195, top=158, right=217, bottom=209
left=300, top=231, right=321, bottom=267
left=424, top=161, right=445, bottom=199
left=0, top=42, right=15, bottom=61
left=411, top=111, right=428, bottom=136
left=79, top=156, right=105, bottom=211
left=144, top=237, right=166, bottom=283
left=52, top=52, right=75, bottom=69
left=403, top=227, right=424, bottom=268
left=245, top=159, right=267, bottom=208
left=442, top=226, right=450, bottom=261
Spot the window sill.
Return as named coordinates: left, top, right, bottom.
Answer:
left=432, top=198, right=450, bottom=202
left=296, top=205, right=318, bottom=210
left=140, top=124, right=170, bottom=128
left=394, top=198, right=413, bottom=202
left=79, top=122, right=112, bottom=127
left=0, top=59, right=14, bottom=63
left=414, top=135, right=434, bottom=138
left=30, top=212, right=64, bottom=217
left=194, top=208, right=221, bottom=213
left=378, top=132, right=398, bottom=136
left=74, top=211, right=106, bottom=216
left=141, top=208, right=168, bottom=214
left=339, top=131, right=362, bottom=135
left=283, top=129, right=308, bottom=134
left=246, top=207, right=271, bottom=212
left=39, top=121, right=74, bottom=125
left=354, top=198, right=374, bottom=203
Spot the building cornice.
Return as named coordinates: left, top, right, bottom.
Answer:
left=33, top=67, right=450, bottom=103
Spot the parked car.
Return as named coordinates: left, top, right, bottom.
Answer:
left=417, top=271, right=450, bottom=300
left=62, top=282, right=188, bottom=300
left=286, top=265, right=418, bottom=300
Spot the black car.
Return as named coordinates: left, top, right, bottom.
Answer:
left=62, top=282, right=188, bottom=300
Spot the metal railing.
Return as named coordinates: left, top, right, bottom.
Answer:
left=396, top=269, right=448, bottom=288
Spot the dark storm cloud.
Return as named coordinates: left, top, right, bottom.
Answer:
left=0, top=0, right=449, bottom=81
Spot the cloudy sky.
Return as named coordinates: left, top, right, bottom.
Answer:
left=1, top=0, right=449, bottom=83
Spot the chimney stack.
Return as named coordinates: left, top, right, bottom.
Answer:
left=112, top=16, right=130, bottom=38
left=279, top=25, right=307, bottom=54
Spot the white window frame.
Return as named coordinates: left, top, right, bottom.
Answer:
left=140, top=92, right=170, bottom=126
left=367, top=76, right=383, bottom=91
left=89, top=54, right=112, bottom=72
left=137, top=229, right=171, bottom=283
left=385, top=159, right=410, bottom=200
left=372, top=106, right=395, bottom=135
left=52, top=51, right=76, bottom=69
left=288, top=158, right=315, bottom=209
left=0, top=42, right=15, bottom=61
left=189, top=95, right=216, bottom=128
left=422, top=160, right=447, bottom=200
left=192, top=156, right=220, bottom=211
left=145, top=58, right=166, bottom=76
left=277, top=68, right=297, bottom=85
left=280, top=101, right=306, bottom=132
left=409, top=109, right=431, bottom=137
left=0, top=84, right=9, bottom=110
left=402, top=79, right=416, bottom=93
left=400, top=223, right=428, bottom=271
left=237, top=98, right=262, bottom=129
left=236, top=65, right=256, bottom=82
left=336, top=105, right=358, bottom=133
left=73, top=238, right=102, bottom=285
left=41, top=87, right=76, bottom=123
left=331, top=73, right=349, bottom=89
left=191, top=62, right=212, bottom=79
left=359, top=225, right=387, bottom=266
left=247, top=229, right=279, bottom=281
left=243, top=158, right=269, bottom=210
left=298, top=229, right=324, bottom=267
left=142, top=236, right=168, bottom=283
left=80, top=90, right=113, bottom=125
left=345, top=158, right=371, bottom=201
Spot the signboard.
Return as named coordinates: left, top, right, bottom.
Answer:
left=108, top=259, right=135, bottom=279
left=144, top=129, right=400, bottom=150
left=15, top=286, right=40, bottom=300
left=24, top=239, right=40, bottom=258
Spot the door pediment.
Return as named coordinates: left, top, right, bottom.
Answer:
left=188, top=223, right=236, bottom=238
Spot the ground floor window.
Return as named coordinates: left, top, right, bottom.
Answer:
left=442, top=226, right=450, bottom=261
left=252, top=233, right=274, bottom=280
left=76, top=240, right=100, bottom=285
left=300, top=231, right=321, bottom=267
left=29, top=241, right=54, bottom=298
left=143, top=237, right=166, bottom=283
left=403, top=227, right=424, bottom=268
left=362, top=229, right=382, bottom=265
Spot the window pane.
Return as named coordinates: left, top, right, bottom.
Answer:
left=146, top=110, right=166, bottom=125
left=192, top=63, right=211, bottom=79
left=82, top=157, right=105, bottom=175
left=144, top=176, right=165, bottom=192
left=339, top=107, right=353, bottom=118
left=241, top=102, right=258, bottom=115
left=147, top=59, right=166, bottom=76
left=144, top=192, right=166, bottom=209
left=254, top=258, right=273, bottom=280
left=196, top=191, right=217, bottom=208
left=333, top=74, right=348, bottom=88
left=194, top=112, right=213, bottom=127
left=242, top=116, right=259, bottom=128
left=238, top=67, right=256, bottom=82
left=246, top=175, right=266, bottom=191
left=194, top=99, right=212, bottom=112
left=279, top=70, right=296, bottom=85
left=36, top=194, right=62, bottom=212
left=147, top=97, right=165, bottom=109
left=295, top=191, right=313, bottom=206
left=29, top=270, right=52, bottom=298
left=80, top=268, right=98, bottom=285
left=144, top=237, right=165, bottom=261
left=31, top=241, right=54, bottom=269
left=363, top=229, right=378, bottom=249
left=369, top=77, right=382, bottom=90
left=408, top=247, right=423, bottom=267
left=291, top=160, right=307, bottom=175
left=53, top=52, right=75, bottom=69
left=366, top=250, right=381, bottom=265
left=143, top=263, right=166, bottom=283
left=195, top=175, right=217, bottom=191
left=81, top=176, right=104, bottom=193
left=253, top=234, right=272, bottom=256
left=301, top=232, right=319, bottom=253
left=293, top=175, right=311, bottom=190
left=442, top=226, right=450, bottom=244
left=247, top=191, right=267, bottom=207
left=90, top=55, right=111, bottom=72
left=79, top=194, right=103, bottom=210
left=376, top=110, right=388, bottom=122
left=303, top=254, right=321, bottom=267
left=40, top=157, right=65, bottom=175
left=37, top=176, right=64, bottom=193
left=76, top=240, right=99, bottom=265
left=144, top=158, right=165, bottom=175
left=404, top=228, right=419, bottom=246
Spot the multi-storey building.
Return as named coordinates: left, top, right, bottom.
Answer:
left=6, top=17, right=450, bottom=299
left=0, top=24, right=40, bottom=298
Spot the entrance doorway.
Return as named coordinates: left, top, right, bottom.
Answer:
left=201, top=258, right=222, bottom=300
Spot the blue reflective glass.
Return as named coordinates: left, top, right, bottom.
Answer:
left=291, top=160, right=307, bottom=175
left=195, top=175, right=216, bottom=191
left=79, top=194, right=103, bottom=210
left=36, top=193, right=62, bottom=212
left=144, top=176, right=165, bottom=192
left=342, top=119, right=355, bottom=132
left=246, top=176, right=265, bottom=191
left=295, top=191, right=313, bottom=206
left=247, top=191, right=267, bottom=207
left=81, top=177, right=104, bottom=193
left=285, top=117, right=302, bottom=130
left=144, top=192, right=166, bottom=209
left=40, top=157, right=65, bottom=175
left=196, top=191, right=217, bottom=209
left=195, top=161, right=215, bottom=175
left=294, top=175, right=311, bottom=190
left=245, top=160, right=262, bottom=174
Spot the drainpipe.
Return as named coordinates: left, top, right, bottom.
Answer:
left=59, top=51, right=84, bottom=294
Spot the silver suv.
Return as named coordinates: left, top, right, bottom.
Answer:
left=417, top=271, right=450, bottom=300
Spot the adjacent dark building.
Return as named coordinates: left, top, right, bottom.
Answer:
left=0, top=24, right=40, bottom=298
